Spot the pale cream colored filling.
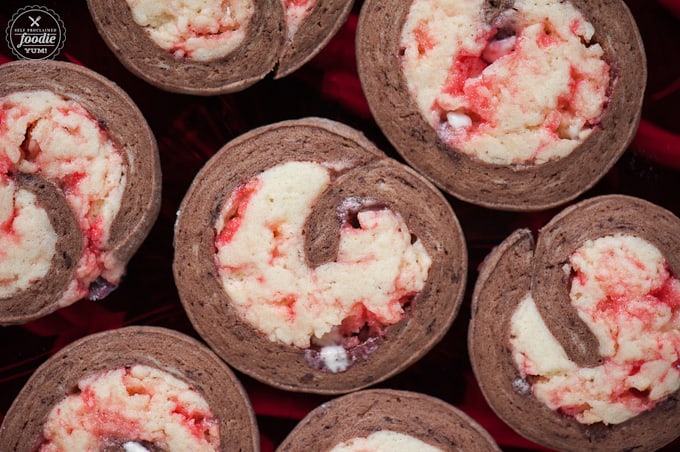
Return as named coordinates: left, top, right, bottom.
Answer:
left=510, top=235, right=680, bottom=424
left=400, top=0, right=609, bottom=165
left=125, top=0, right=255, bottom=61
left=214, top=161, right=432, bottom=348
left=330, top=430, right=443, bottom=452
left=0, top=182, right=56, bottom=297
left=40, top=365, right=220, bottom=451
left=0, top=90, right=127, bottom=306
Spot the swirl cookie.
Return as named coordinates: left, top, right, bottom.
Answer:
left=469, top=195, right=680, bottom=450
left=87, top=0, right=354, bottom=94
left=0, top=326, right=258, bottom=451
left=173, top=118, right=467, bottom=393
left=0, top=61, right=161, bottom=325
left=278, top=389, right=500, bottom=451
left=357, top=0, right=646, bottom=211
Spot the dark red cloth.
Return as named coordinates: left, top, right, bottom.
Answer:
left=1, top=1, right=679, bottom=451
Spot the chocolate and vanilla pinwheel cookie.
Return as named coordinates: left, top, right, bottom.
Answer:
left=278, top=389, right=500, bottom=451
left=0, top=326, right=258, bottom=451
left=87, top=0, right=353, bottom=94
left=357, top=0, right=646, bottom=211
left=173, top=118, right=467, bottom=394
left=469, top=195, right=680, bottom=451
left=0, top=61, right=160, bottom=325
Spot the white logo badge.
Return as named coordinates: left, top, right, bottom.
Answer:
left=5, top=5, right=66, bottom=60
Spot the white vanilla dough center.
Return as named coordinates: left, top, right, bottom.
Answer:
left=0, top=183, right=56, bottom=297
left=40, top=365, right=220, bottom=451
left=214, top=161, right=432, bottom=349
left=282, top=0, right=316, bottom=41
left=330, top=430, right=443, bottom=452
left=0, top=90, right=127, bottom=305
left=125, top=0, right=255, bottom=61
left=400, top=0, right=610, bottom=165
left=510, top=235, right=680, bottom=425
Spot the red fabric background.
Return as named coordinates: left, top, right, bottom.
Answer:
left=0, top=1, right=679, bottom=450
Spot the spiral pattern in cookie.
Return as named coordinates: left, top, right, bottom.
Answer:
left=0, top=326, right=258, bottom=451
left=356, top=0, right=646, bottom=211
left=0, top=61, right=161, bottom=325
left=469, top=195, right=680, bottom=451
left=174, top=117, right=467, bottom=393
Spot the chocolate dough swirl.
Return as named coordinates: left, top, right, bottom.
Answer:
left=173, top=117, right=467, bottom=394
left=87, top=0, right=354, bottom=94
left=0, top=61, right=161, bottom=325
left=469, top=195, right=680, bottom=451
left=0, top=326, right=258, bottom=452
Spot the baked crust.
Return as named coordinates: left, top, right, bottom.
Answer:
left=277, top=389, right=500, bottom=451
left=469, top=195, right=680, bottom=451
left=0, top=326, right=259, bottom=452
left=173, top=117, right=467, bottom=394
left=0, top=60, right=161, bottom=325
left=87, top=0, right=353, bottom=93
left=356, top=0, right=646, bottom=211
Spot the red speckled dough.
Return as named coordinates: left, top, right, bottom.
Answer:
left=356, top=0, right=646, bottom=211
left=173, top=117, right=467, bottom=394
left=469, top=195, right=680, bottom=451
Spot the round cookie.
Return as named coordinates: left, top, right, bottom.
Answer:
left=356, top=0, right=646, bottom=211
left=87, top=0, right=353, bottom=94
left=469, top=195, right=680, bottom=451
left=173, top=117, right=467, bottom=394
left=0, top=326, right=259, bottom=451
left=277, top=389, right=500, bottom=451
left=0, top=61, right=161, bottom=325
